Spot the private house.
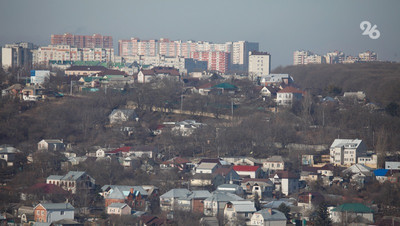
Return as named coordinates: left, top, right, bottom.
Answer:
left=160, top=188, right=191, bottom=211
left=196, top=162, right=219, bottom=174
left=276, top=86, right=305, bottom=106
left=203, top=192, right=244, bottom=216
left=196, top=83, right=214, bottom=95
left=38, top=139, right=65, bottom=151
left=166, top=120, right=206, bottom=137
left=106, top=145, right=157, bottom=158
left=342, top=164, right=373, bottom=187
left=46, top=171, right=95, bottom=194
left=250, top=208, right=287, bottom=226
left=65, top=65, right=106, bottom=76
left=176, top=190, right=212, bottom=213
left=373, top=169, right=391, bottom=183
left=260, top=86, right=279, bottom=99
left=216, top=184, right=244, bottom=196
left=225, top=156, right=263, bottom=167
left=330, top=139, right=367, bottom=166
left=330, top=203, right=374, bottom=224
left=34, top=203, right=74, bottom=223
left=213, top=167, right=241, bottom=184
left=109, top=109, right=138, bottom=124
left=224, top=200, right=256, bottom=225
left=385, top=161, right=400, bottom=170
left=1, top=83, right=23, bottom=98
left=190, top=173, right=224, bottom=188
left=357, top=154, right=378, bottom=169
left=233, top=165, right=263, bottom=179
left=100, top=185, right=156, bottom=209
left=107, top=203, right=132, bottom=215
left=240, top=178, right=274, bottom=199
left=263, top=156, right=285, bottom=171
left=211, top=83, right=238, bottom=95
left=0, top=145, right=20, bottom=167
left=271, top=171, right=299, bottom=196
left=137, top=67, right=180, bottom=83
left=160, top=157, right=192, bottom=171
left=21, top=85, right=44, bottom=101
left=259, top=74, right=293, bottom=87
left=297, top=192, right=325, bottom=210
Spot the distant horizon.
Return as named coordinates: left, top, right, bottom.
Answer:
left=1, top=0, right=399, bottom=68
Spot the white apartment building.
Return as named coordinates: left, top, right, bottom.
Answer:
left=293, top=50, right=311, bottom=65
left=248, top=51, right=271, bottom=79
left=330, top=139, right=367, bottom=166
left=1, top=42, right=35, bottom=69
left=304, top=54, right=325, bottom=64
left=32, top=45, right=114, bottom=65
left=325, top=51, right=345, bottom=64
left=358, top=51, right=377, bottom=62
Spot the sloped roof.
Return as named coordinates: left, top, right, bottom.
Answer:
left=330, top=139, right=363, bottom=149
left=266, top=156, right=284, bottom=162
left=343, top=164, right=371, bottom=174
left=277, top=86, right=304, bottom=94
left=241, top=178, right=272, bottom=184
left=160, top=188, right=191, bottom=199
left=212, top=83, right=238, bottom=90
left=188, top=190, right=212, bottom=199
left=205, top=192, right=244, bottom=202
left=108, top=203, right=129, bottom=209
left=374, top=169, right=389, bottom=177
left=197, top=162, right=218, bottom=170
left=141, top=67, right=180, bottom=76
left=62, top=171, right=86, bottom=181
left=275, top=170, right=299, bottom=179
left=107, top=187, right=125, bottom=199
left=162, top=157, right=191, bottom=165
left=332, top=203, right=373, bottom=213
left=233, top=165, right=260, bottom=172
left=255, top=209, right=287, bottom=221
left=228, top=200, right=256, bottom=212
left=38, top=203, right=74, bottom=210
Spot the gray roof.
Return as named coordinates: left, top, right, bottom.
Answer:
left=107, top=187, right=125, bottom=199
left=39, top=203, right=74, bottom=210
left=218, top=184, right=240, bottom=189
left=47, top=175, right=64, bottom=180
left=188, top=190, right=212, bottom=199
left=255, top=208, right=286, bottom=221
left=102, top=185, right=148, bottom=197
left=197, top=162, right=218, bottom=170
left=263, top=200, right=293, bottom=209
left=109, top=109, right=137, bottom=118
left=343, top=164, right=371, bottom=174
left=229, top=201, right=256, bottom=212
left=40, top=139, right=64, bottom=144
left=266, top=156, right=284, bottom=162
left=330, top=139, right=363, bottom=149
left=108, top=202, right=129, bottom=209
left=160, top=188, right=191, bottom=199
left=205, top=191, right=244, bottom=202
left=0, top=146, right=20, bottom=154
left=61, top=171, right=86, bottom=181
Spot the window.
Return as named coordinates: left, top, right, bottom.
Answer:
left=41, top=210, right=44, bottom=216
left=60, top=211, right=64, bottom=215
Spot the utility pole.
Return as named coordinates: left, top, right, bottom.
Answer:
left=231, top=98, right=234, bottom=119
left=180, top=94, right=183, bottom=112
left=70, top=80, right=73, bottom=95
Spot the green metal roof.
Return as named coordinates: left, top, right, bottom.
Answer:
left=332, top=203, right=373, bottom=213
left=212, top=83, right=238, bottom=90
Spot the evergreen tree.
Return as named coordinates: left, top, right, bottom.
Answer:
left=314, top=202, right=332, bottom=226
left=277, top=203, right=290, bottom=221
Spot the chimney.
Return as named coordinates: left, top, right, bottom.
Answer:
left=309, top=193, right=312, bottom=205
left=268, top=208, right=272, bottom=214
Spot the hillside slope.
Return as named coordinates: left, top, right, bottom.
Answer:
left=273, top=62, right=400, bottom=105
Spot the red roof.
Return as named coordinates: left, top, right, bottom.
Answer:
left=233, top=165, right=260, bottom=172
left=108, top=146, right=131, bottom=154
left=277, top=86, right=305, bottom=94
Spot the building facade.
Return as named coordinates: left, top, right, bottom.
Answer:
left=329, top=139, right=367, bottom=166
left=248, top=51, right=271, bottom=79
left=1, top=42, right=36, bottom=69
left=51, top=33, right=113, bottom=48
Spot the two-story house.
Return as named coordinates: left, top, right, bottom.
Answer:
left=38, top=139, right=65, bottom=151
left=34, top=203, right=74, bottom=223
left=46, top=171, right=95, bottom=194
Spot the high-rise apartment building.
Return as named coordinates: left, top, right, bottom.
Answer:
left=293, top=50, right=312, bottom=65
left=358, top=51, right=377, bottom=62
left=32, top=45, right=114, bottom=65
left=325, top=51, right=345, bottom=64
left=191, top=51, right=230, bottom=74
left=51, top=33, right=113, bottom=49
left=118, top=38, right=259, bottom=73
left=1, top=42, right=36, bottom=69
left=248, top=51, right=271, bottom=79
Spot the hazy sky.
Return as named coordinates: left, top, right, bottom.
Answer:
left=1, top=0, right=399, bottom=68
